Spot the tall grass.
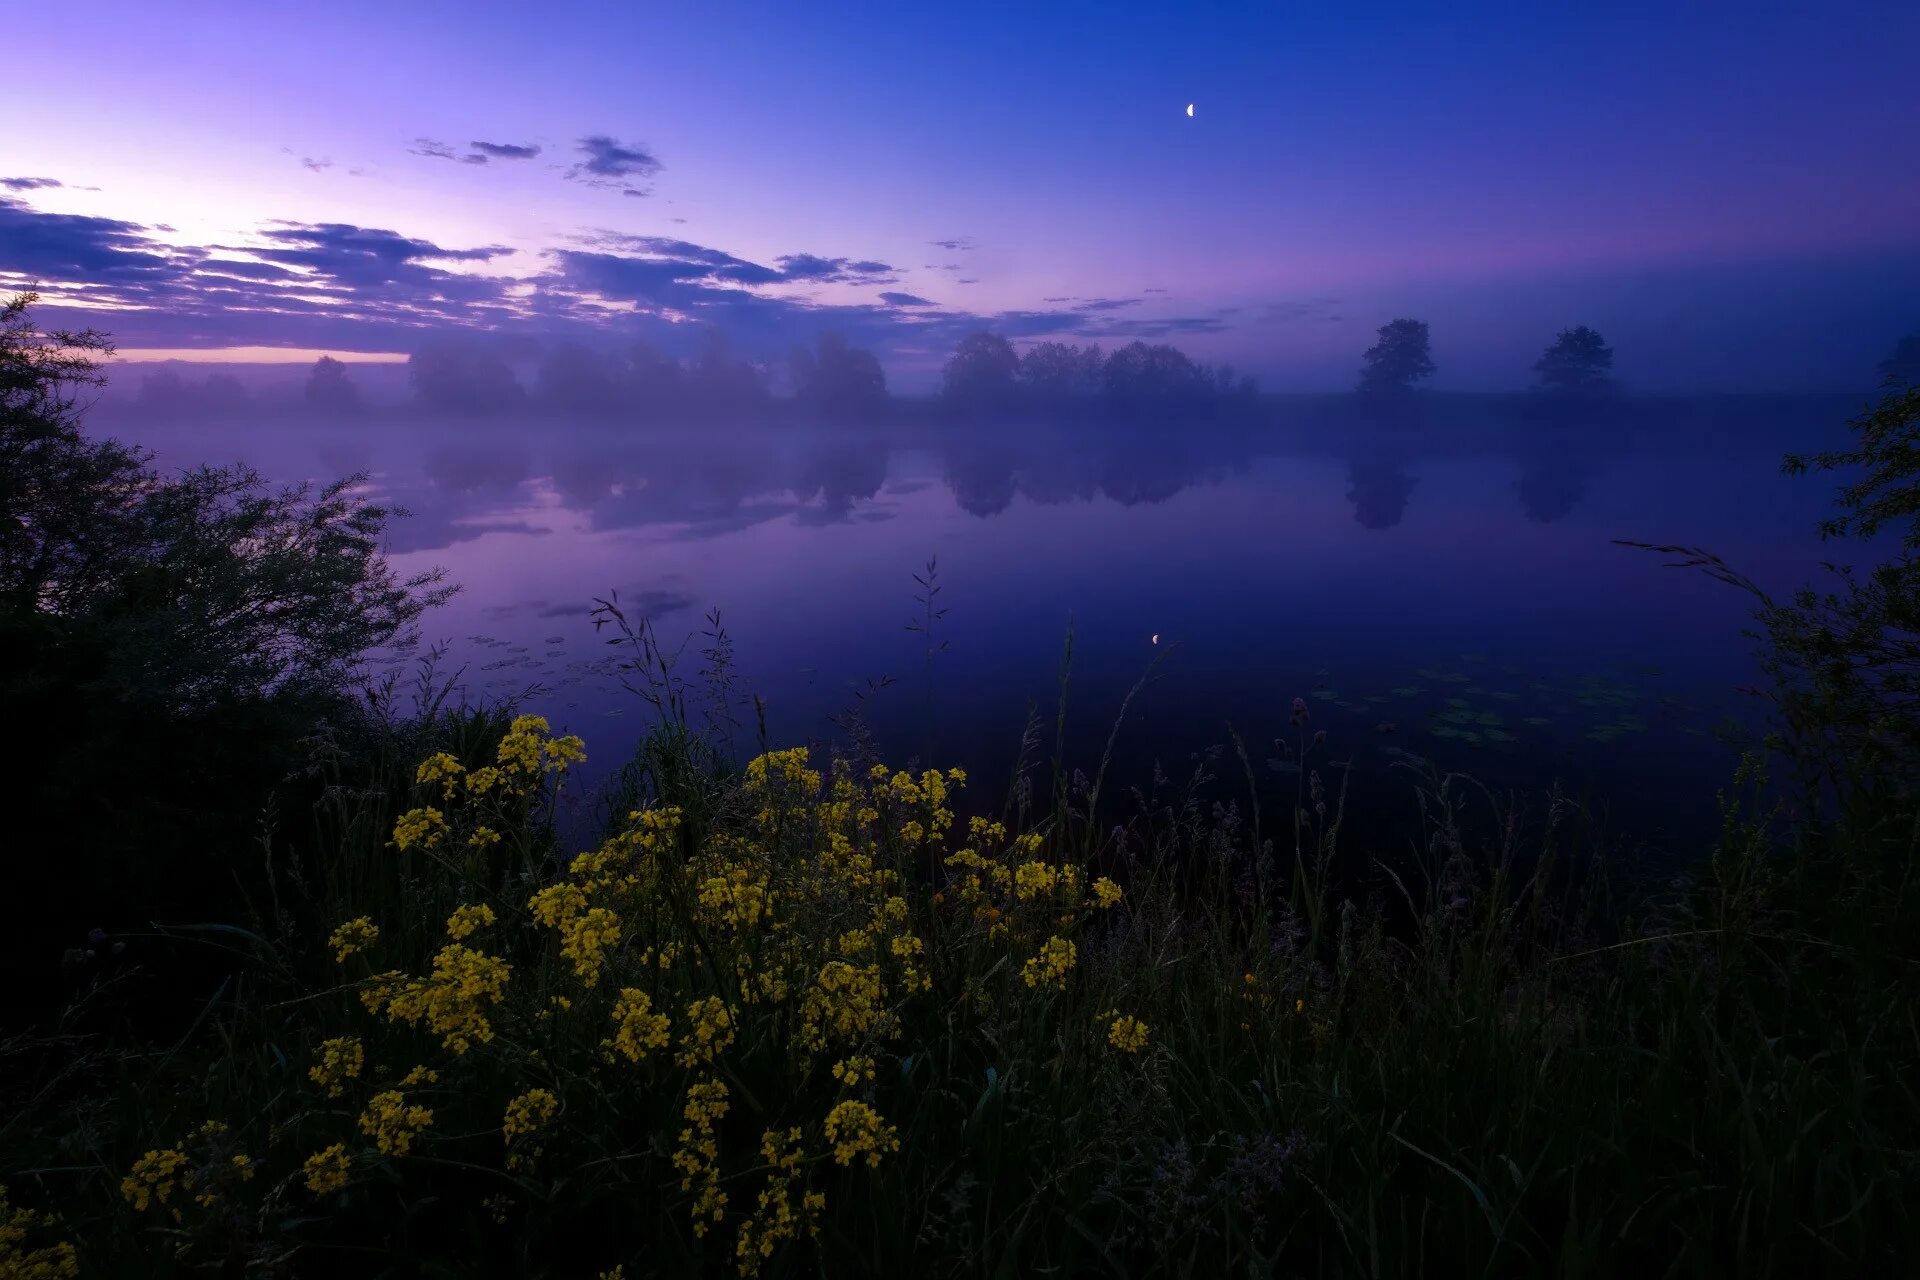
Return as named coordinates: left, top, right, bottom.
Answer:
left=2, top=618, right=1914, bottom=1278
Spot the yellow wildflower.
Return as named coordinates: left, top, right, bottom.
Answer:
left=358, top=1088, right=433, bottom=1156
left=607, top=988, right=671, bottom=1062
left=545, top=733, right=587, bottom=772
left=302, top=1145, right=351, bottom=1196
left=823, top=1100, right=900, bottom=1169
left=502, top=1088, right=560, bottom=1156
left=1108, top=1015, right=1150, bottom=1053
left=391, top=806, right=447, bottom=851
left=308, top=1036, right=364, bottom=1098
left=1090, top=877, right=1123, bottom=909
left=445, top=902, right=495, bottom=940
left=1013, top=860, right=1059, bottom=901
left=414, top=752, right=465, bottom=796
left=677, top=995, right=737, bottom=1067
left=831, top=1055, right=875, bottom=1087
left=0, top=1183, right=79, bottom=1279
left=327, top=917, right=379, bottom=963
left=1021, top=936, right=1077, bottom=989
left=120, top=1148, right=191, bottom=1213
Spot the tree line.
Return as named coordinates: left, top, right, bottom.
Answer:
left=271, top=321, right=1920, bottom=418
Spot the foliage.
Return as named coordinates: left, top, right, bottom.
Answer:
left=1017, top=340, right=1105, bottom=399
left=1356, top=318, right=1435, bottom=395
left=1532, top=325, right=1615, bottom=396
left=0, top=291, right=452, bottom=1027
left=1624, top=381, right=1920, bottom=792
left=5, top=695, right=1913, bottom=1277
left=408, top=337, right=525, bottom=413
left=303, top=355, right=363, bottom=414
left=940, top=332, right=1019, bottom=404
left=790, top=334, right=886, bottom=412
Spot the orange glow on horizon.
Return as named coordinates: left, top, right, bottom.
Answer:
left=111, top=347, right=409, bottom=365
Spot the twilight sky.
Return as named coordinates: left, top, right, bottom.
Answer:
left=6, top=2, right=1918, bottom=391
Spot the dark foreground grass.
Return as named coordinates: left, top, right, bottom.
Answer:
left=2, top=682, right=1914, bottom=1278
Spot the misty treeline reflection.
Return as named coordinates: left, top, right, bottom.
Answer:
left=341, top=413, right=1606, bottom=557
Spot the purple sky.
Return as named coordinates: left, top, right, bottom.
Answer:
left=5, top=2, right=1918, bottom=391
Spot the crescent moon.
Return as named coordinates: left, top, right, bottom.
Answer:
left=1185, top=103, right=1194, bottom=118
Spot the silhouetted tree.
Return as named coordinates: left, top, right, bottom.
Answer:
left=1018, top=341, right=1105, bottom=399
left=537, top=342, right=621, bottom=414
left=1880, top=332, right=1920, bottom=390
left=790, top=333, right=886, bottom=413
left=941, top=331, right=1019, bottom=404
left=1534, top=326, right=1616, bottom=396
left=1102, top=341, right=1209, bottom=402
left=408, top=338, right=525, bottom=413
left=1357, top=319, right=1435, bottom=395
left=304, top=356, right=362, bottom=414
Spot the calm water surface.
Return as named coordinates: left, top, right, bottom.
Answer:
left=113, top=398, right=1857, bottom=855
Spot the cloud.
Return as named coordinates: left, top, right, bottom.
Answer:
left=774, top=254, right=895, bottom=283
left=929, top=237, right=975, bottom=251
left=1073, top=298, right=1140, bottom=312
left=879, top=292, right=934, bottom=307
left=568, top=135, right=662, bottom=196
left=301, top=157, right=333, bottom=173
left=1, top=177, right=62, bottom=191
left=1259, top=297, right=1343, bottom=323
left=0, top=195, right=188, bottom=284
left=470, top=140, right=541, bottom=160
left=409, top=138, right=457, bottom=160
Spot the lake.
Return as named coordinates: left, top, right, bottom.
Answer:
left=106, top=393, right=1860, bottom=857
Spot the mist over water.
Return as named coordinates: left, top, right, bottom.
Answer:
left=98, top=388, right=1855, bottom=852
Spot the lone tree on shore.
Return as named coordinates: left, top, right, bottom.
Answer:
left=303, top=355, right=362, bottom=413
left=1534, top=326, right=1616, bottom=396
left=1357, top=319, right=1435, bottom=394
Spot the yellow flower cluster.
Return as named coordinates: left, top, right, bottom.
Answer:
left=358, top=1086, right=434, bottom=1156
left=119, top=1148, right=190, bottom=1214
left=734, top=1128, right=824, bottom=1274
left=606, top=987, right=672, bottom=1062
left=1107, top=1014, right=1151, bottom=1053
left=328, top=916, right=379, bottom=963
left=831, top=1054, right=875, bottom=1087
left=502, top=1088, right=559, bottom=1168
left=676, top=995, right=737, bottom=1067
left=0, top=1184, right=79, bottom=1280
left=502, top=1088, right=559, bottom=1142
left=361, top=943, right=512, bottom=1054
left=446, top=903, right=495, bottom=940
left=496, top=714, right=585, bottom=775
left=673, top=1079, right=731, bottom=1237
left=415, top=751, right=465, bottom=798
left=309, top=1036, right=365, bottom=1098
left=1091, top=876, right=1123, bottom=909
left=391, top=806, right=447, bottom=852
left=302, top=1145, right=351, bottom=1196
left=823, top=1099, right=900, bottom=1169
left=698, top=866, right=774, bottom=931
left=800, top=961, right=893, bottom=1052
left=1021, top=935, right=1077, bottom=989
